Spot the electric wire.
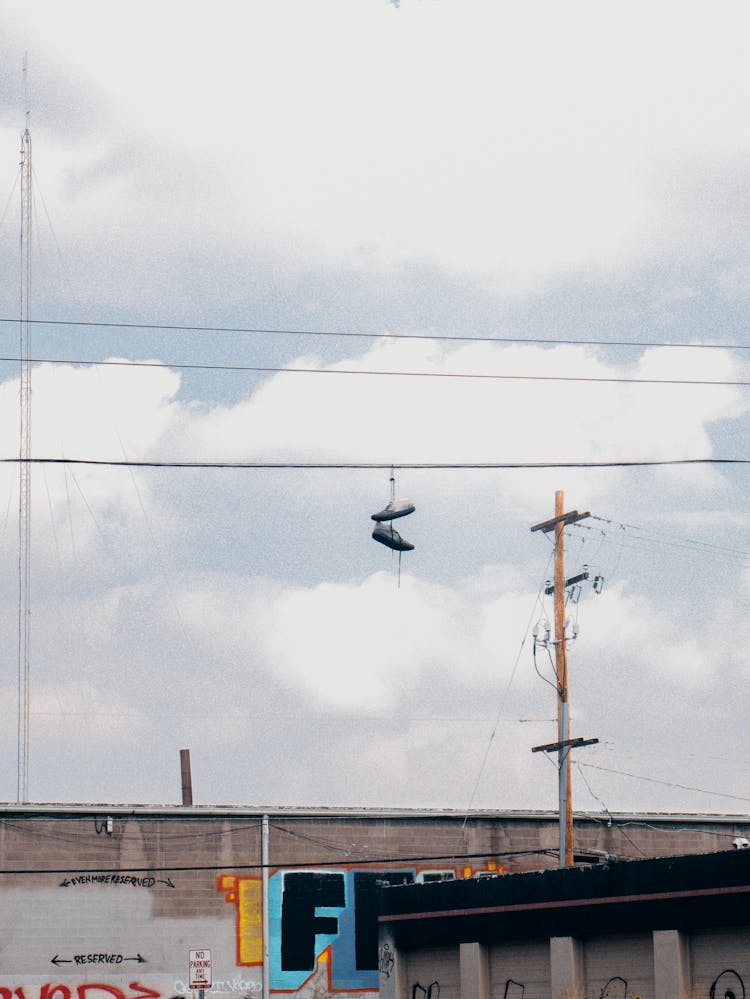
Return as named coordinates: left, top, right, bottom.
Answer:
left=587, top=515, right=750, bottom=560
left=0, top=817, right=263, bottom=848
left=1, top=812, right=745, bottom=868
left=4, top=457, right=750, bottom=470
left=579, top=762, right=750, bottom=805
left=0, top=170, right=20, bottom=237
left=270, top=824, right=369, bottom=855
left=1, top=316, right=750, bottom=353
left=30, top=167, right=80, bottom=308
left=531, top=642, right=559, bottom=692
left=575, top=766, right=648, bottom=858
left=570, top=520, right=750, bottom=569
left=0, top=848, right=556, bottom=877
left=575, top=761, right=613, bottom=821
left=614, top=820, right=749, bottom=840
left=462, top=554, right=555, bottom=825
left=0, top=352, right=749, bottom=387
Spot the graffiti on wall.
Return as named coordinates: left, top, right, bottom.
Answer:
left=711, top=971, right=745, bottom=999
left=411, top=983, right=439, bottom=999
left=58, top=876, right=174, bottom=890
left=220, top=869, right=414, bottom=991
left=171, top=978, right=261, bottom=997
left=50, top=957, right=146, bottom=968
left=219, top=862, right=505, bottom=994
left=0, top=983, right=174, bottom=999
left=377, top=946, right=394, bottom=980
left=599, top=978, right=628, bottom=999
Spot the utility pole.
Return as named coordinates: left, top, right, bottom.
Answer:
left=554, top=491, right=572, bottom=866
left=531, top=491, right=597, bottom=867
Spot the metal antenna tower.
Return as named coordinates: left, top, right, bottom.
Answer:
left=17, top=54, right=32, bottom=802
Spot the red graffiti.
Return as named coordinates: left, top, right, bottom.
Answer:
left=41, top=988, right=70, bottom=999
left=1, top=985, right=165, bottom=999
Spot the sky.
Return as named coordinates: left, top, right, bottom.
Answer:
left=0, top=0, right=749, bottom=818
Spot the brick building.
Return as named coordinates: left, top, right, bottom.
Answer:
left=1, top=804, right=748, bottom=999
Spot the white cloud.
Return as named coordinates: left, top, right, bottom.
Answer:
left=177, top=339, right=748, bottom=511
left=1, top=1, right=750, bottom=813
left=8, top=550, right=749, bottom=809
left=8, top=1, right=750, bottom=293
left=0, top=337, right=744, bottom=574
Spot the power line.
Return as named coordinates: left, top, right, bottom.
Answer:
left=0, top=316, right=748, bottom=352
left=0, top=848, right=554, bottom=877
left=0, top=353, right=748, bottom=387
left=1, top=457, right=750, bottom=470
left=571, top=518, right=750, bottom=561
left=463, top=556, right=555, bottom=823
left=579, top=762, right=750, bottom=805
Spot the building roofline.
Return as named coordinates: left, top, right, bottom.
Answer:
left=0, top=802, right=748, bottom=823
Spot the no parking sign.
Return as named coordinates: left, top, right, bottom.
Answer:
left=189, top=949, right=212, bottom=990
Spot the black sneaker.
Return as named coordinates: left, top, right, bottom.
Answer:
left=371, top=498, right=415, bottom=522
left=372, top=523, right=415, bottom=552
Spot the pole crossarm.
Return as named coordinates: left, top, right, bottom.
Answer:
left=544, top=570, right=590, bottom=595
left=531, top=737, right=600, bottom=754
left=530, top=510, right=591, bottom=533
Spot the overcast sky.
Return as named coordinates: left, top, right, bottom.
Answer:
left=0, top=0, right=749, bottom=818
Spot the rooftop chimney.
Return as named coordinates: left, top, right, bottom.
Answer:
left=180, top=748, right=193, bottom=806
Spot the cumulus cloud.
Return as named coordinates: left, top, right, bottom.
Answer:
left=0, top=335, right=744, bottom=585
left=2, top=1, right=750, bottom=813
left=5, top=0, right=750, bottom=297
left=7, top=547, right=750, bottom=809
left=178, top=339, right=746, bottom=460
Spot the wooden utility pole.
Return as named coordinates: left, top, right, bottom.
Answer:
left=530, top=492, right=595, bottom=868
left=553, top=490, right=573, bottom=867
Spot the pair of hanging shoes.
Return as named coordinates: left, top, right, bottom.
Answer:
left=371, top=498, right=415, bottom=551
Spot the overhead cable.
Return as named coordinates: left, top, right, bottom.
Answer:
left=0, top=848, right=555, bottom=877
left=1, top=457, right=750, bottom=470
left=0, top=353, right=747, bottom=387
left=0, top=316, right=747, bottom=352
left=579, top=762, right=750, bottom=805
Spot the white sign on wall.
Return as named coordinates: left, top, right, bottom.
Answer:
left=189, top=949, right=213, bottom=990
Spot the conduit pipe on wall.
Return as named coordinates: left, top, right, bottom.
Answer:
left=262, top=815, right=270, bottom=999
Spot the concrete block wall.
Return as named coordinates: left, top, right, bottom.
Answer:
left=1, top=807, right=748, bottom=999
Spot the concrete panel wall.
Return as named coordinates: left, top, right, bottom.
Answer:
left=389, top=933, right=750, bottom=999
left=403, top=947, right=460, bottom=999
left=582, top=934, right=654, bottom=999
left=689, top=927, right=750, bottom=998
left=488, top=939, right=550, bottom=999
